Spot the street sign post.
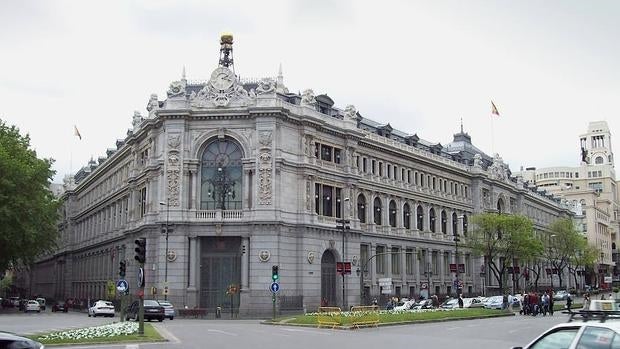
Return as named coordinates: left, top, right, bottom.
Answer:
left=270, top=282, right=280, bottom=293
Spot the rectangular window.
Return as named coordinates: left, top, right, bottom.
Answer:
left=376, top=246, right=385, bottom=274
left=321, top=144, right=333, bottom=161
left=322, top=185, right=333, bottom=216
left=314, top=143, right=320, bottom=158
left=419, top=250, right=427, bottom=275
left=387, top=164, right=392, bottom=179
left=406, top=248, right=414, bottom=275
left=139, top=187, right=147, bottom=218
left=372, top=160, right=376, bottom=175
left=360, top=244, right=369, bottom=273
left=356, top=156, right=360, bottom=168
left=379, top=162, right=383, bottom=177
left=334, top=148, right=341, bottom=164
left=363, top=158, right=368, bottom=173
left=335, top=188, right=342, bottom=218
left=432, top=251, right=439, bottom=274
left=392, top=247, right=400, bottom=275
left=315, top=183, right=320, bottom=214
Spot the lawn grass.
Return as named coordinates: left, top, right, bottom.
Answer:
left=284, top=308, right=508, bottom=326
left=28, top=323, right=165, bottom=346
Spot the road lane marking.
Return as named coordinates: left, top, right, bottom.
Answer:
left=125, top=345, right=139, bottom=349
left=207, top=329, right=238, bottom=336
left=281, top=328, right=332, bottom=335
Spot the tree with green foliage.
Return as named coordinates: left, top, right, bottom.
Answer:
left=0, top=119, right=59, bottom=272
left=544, top=218, right=591, bottom=288
left=568, top=243, right=599, bottom=291
left=467, top=213, right=543, bottom=294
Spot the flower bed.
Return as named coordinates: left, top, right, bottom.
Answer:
left=37, top=322, right=138, bottom=342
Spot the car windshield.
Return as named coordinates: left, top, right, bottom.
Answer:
left=159, top=302, right=172, bottom=307
left=144, top=300, right=160, bottom=306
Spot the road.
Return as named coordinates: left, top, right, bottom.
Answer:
left=0, top=310, right=570, bottom=349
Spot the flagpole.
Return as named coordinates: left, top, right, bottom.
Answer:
left=491, top=115, right=495, bottom=156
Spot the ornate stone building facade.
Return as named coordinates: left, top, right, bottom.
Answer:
left=29, top=38, right=573, bottom=315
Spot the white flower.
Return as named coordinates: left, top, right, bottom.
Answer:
left=38, top=322, right=138, bottom=341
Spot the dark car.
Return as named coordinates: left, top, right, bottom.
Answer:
left=126, top=300, right=164, bottom=322
left=0, top=331, right=44, bottom=348
left=52, top=301, right=68, bottom=313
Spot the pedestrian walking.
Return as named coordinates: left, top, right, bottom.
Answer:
left=566, top=294, right=573, bottom=312
left=458, top=294, right=464, bottom=308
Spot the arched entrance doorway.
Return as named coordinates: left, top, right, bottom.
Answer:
left=321, top=250, right=337, bottom=306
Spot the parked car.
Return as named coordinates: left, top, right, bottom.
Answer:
left=553, top=290, right=569, bottom=301
left=440, top=298, right=459, bottom=309
left=25, top=300, right=41, bottom=313
left=393, top=300, right=416, bottom=311
left=511, top=310, right=620, bottom=349
left=463, top=297, right=485, bottom=308
left=36, top=297, right=46, bottom=311
left=52, top=301, right=68, bottom=313
left=411, top=299, right=433, bottom=310
left=126, top=300, right=164, bottom=322
left=157, top=301, right=175, bottom=320
left=88, top=300, right=115, bottom=317
left=484, top=295, right=504, bottom=309
left=9, top=297, right=20, bottom=307
left=0, top=331, right=44, bottom=348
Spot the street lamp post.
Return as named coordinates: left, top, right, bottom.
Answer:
left=424, top=263, right=433, bottom=299
left=159, top=199, right=171, bottom=301
left=337, top=218, right=350, bottom=310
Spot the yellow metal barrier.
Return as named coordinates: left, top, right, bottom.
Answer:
left=349, top=305, right=380, bottom=328
left=317, top=306, right=342, bottom=328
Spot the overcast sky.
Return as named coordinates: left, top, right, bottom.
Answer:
left=2, top=0, right=619, bottom=183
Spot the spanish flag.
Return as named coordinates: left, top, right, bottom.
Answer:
left=491, top=101, right=500, bottom=117
left=74, top=125, right=82, bottom=140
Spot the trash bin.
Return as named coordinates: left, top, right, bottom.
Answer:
left=216, top=306, right=221, bottom=318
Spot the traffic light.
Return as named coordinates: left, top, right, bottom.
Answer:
left=119, top=260, right=126, bottom=278
left=272, top=265, right=279, bottom=282
left=134, top=238, right=146, bottom=264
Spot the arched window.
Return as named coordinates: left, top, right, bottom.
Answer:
left=357, top=194, right=366, bottom=223
left=403, top=203, right=411, bottom=230
left=389, top=200, right=397, bottom=227
left=452, top=212, right=458, bottom=236
left=200, top=138, right=243, bottom=210
left=595, top=156, right=604, bottom=164
left=429, top=208, right=436, bottom=233
left=373, top=197, right=382, bottom=225
left=497, top=198, right=505, bottom=214
left=441, top=210, right=447, bottom=234
left=462, top=215, right=468, bottom=236
left=416, top=205, right=424, bottom=230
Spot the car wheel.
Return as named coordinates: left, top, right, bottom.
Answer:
left=88, top=313, right=91, bottom=317
left=170, top=316, right=174, bottom=320
left=158, top=318, right=163, bottom=322
left=37, top=310, right=40, bottom=313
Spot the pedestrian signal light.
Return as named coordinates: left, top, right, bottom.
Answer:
left=134, top=238, right=146, bottom=264
left=272, top=265, right=279, bottom=281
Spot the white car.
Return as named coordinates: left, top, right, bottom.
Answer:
left=158, top=301, right=175, bottom=320
left=393, top=300, right=416, bottom=311
left=25, top=300, right=41, bottom=313
left=463, top=297, right=485, bottom=308
left=88, top=300, right=115, bottom=317
left=511, top=311, right=620, bottom=349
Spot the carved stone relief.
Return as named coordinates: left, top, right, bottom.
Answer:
left=189, top=67, right=254, bottom=108
left=167, top=80, right=186, bottom=98
left=300, top=89, right=316, bottom=106
left=166, top=134, right=182, bottom=207
left=258, top=151, right=272, bottom=205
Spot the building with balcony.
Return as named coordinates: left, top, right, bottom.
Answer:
left=28, top=36, right=573, bottom=315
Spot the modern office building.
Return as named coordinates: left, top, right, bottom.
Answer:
left=28, top=36, right=573, bottom=315
left=519, top=121, right=620, bottom=288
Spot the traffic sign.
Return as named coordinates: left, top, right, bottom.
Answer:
left=116, top=279, right=128, bottom=293
left=270, top=282, right=280, bottom=293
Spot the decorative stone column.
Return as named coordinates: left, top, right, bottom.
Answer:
left=187, top=236, right=199, bottom=308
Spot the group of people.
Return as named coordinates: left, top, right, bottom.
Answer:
left=519, top=291, right=559, bottom=316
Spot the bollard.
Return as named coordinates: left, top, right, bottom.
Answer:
left=216, top=306, right=221, bottom=318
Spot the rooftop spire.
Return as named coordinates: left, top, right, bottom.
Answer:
left=182, top=65, right=186, bottom=80
left=460, top=117, right=463, bottom=133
